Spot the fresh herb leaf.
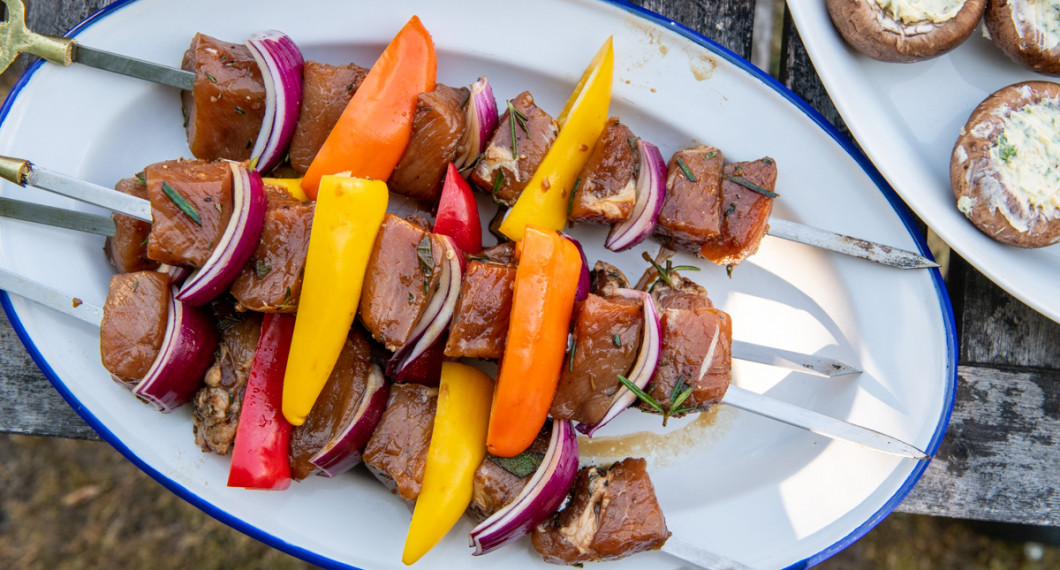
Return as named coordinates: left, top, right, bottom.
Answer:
left=161, top=181, right=202, bottom=226
left=488, top=450, right=545, bottom=478
left=567, top=177, right=583, bottom=216
left=724, top=203, right=736, bottom=217
left=997, top=134, right=1017, bottom=163
left=491, top=170, right=505, bottom=204
left=205, top=73, right=217, bottom=83
left=235, top=106, right=246, bottom=115
left=506, top=100, right=529, bottom=159
left=612, top=333, right=622, bottom=347
left=618, top=374, right=664, bottom=414
left=568, top=338, right=577, bottom=372
left=417, top=235, right=434, bottom=294
left=705, top=150, right=718, bottom=160
left=254, top=259, right=271, bottom=279
left=676, top=156, right=697, bottom=181
left=724, top=175, right=779, bottom=198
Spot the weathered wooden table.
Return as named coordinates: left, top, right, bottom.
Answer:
left=2, top=0, right=1057, bottom=549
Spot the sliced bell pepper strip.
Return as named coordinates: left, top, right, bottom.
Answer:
left=498, top=37, right=613, bottom=241
left=301, top=16, right=437, bottom=199
left=262, top=177, right=309, bottom=202
left=282, top=175, right=388, bottom=426
left=227, top=313, right=295, bottom=490
left=402, top=362, right=494, bottom=564
left=487, top=226, right=582, bottom=457
left=433, top=163, right=482, bottom=255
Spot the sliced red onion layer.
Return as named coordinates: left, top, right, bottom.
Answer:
left=577, top=288, right=661, bottom=437
left=157, top=264, right=191, bottom=285
left=309, top=364, right=389, bottom=477
left=454, top=76, right=499, bottom=172
left=605, top=140, right=666, bottom=251
left=245, top=30, right=304, bottom=173
left=386, top=235, right=463, bottom=379
left=132, top=286, right=219, bottom=412
left=176, top=162, right=267, bottom=306
left=562, top=234, right=590, bottom=302
left=470, top=419, right=579, bottom=555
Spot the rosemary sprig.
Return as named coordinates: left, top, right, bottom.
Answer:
left=506, top=100, right=529, bottom=159
left=641, top=252, right=701, bottom=289
left=675, top=156, right=697, bottom=181
left=724, top=175, right=779, bottom=198
left=618, top=374, right=696, bottom=426
left=704, top=149, right=718, bottom=160
left=161, top=181, right=202, bottom=226
left=618, top=374, right=662, bottom=414
left=567, top=177, right=583, bottom=216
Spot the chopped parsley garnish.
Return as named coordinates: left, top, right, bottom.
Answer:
left=997, top=134, right=1017, bottom=163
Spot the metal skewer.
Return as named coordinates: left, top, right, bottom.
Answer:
left=0, top=0, right=936, bottom=271
left=0, top=161, right=861, bottom=378
left=0, top=265, right=923, bottom=459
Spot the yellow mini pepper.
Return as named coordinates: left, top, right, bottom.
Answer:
left=262, top=177, right=309, bottom=202
left=498, top=37, right=614, bottom=241
left=282, top=175, right=388, bottom=426
left=402, top=362, right=494, bottom=564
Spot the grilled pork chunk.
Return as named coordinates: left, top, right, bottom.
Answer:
left=389, top=84, right=470, bottom=201
left=180, top=34, right=265, bottom=162
left=363, top=383, right=438, bottom=503
left=288, top=60, right=369, bottom=173
left=471, top=91, right=558, bottom=206
left=444, top=260, right=516, bottom=360
left=532, top=457, right=670, bottom=564
left=104, top=175, right=158, bottom=274
left=144, top=159, right=233, bottom=268
left=698, top=158, right=777, bottom=267
left=229, top=185, right=313, bottom=313
left=99, top=271, right=170, bottom=385
left=654, top=145, right=725, bottom=253
left=467, top=428, right=552, bottom=524
left=568, top=117, right=639, bottom=224
left=191, top=307, right=261, bottom=455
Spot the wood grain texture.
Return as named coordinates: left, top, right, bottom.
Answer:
left=898, top=365, right=1060, bottom=525
left=631, top=0, right=756, bottom=58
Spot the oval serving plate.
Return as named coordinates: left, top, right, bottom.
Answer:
left=0, top=0, right=955, bottom=568
left=787, top=0, right=1060, bottom=323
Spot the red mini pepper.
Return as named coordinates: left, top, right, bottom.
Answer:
left=433, top=162, right=482, bottom=256
left=228, top=313, right=295, bottom=490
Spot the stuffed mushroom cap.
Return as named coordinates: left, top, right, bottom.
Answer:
left=985, top=0, right=1060, bottom=75
left=827, top=0, right=987, bottom=62
left=951, top=81, right=1060, bottom=247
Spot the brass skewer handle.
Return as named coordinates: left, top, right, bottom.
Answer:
left=0, top=0, right=75, bottom=73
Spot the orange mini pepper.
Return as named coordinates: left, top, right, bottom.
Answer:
left=301, top=16, right=437, bottom=198
left=486, top=226, right=582, bottom=457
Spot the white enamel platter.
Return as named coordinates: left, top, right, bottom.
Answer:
left=0, top=0, right=954, bottom=568
left=786, top=0, right=1060, bottom=322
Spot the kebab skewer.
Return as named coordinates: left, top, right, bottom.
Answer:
left=0, top=7, right=935, bottom=270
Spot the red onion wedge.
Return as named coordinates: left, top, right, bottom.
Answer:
left=158, top=263, right=191, bottom=285
left=132, top=286, right=219, bottom=412
left=576, top=288, right=661, bottom=437
left=605, top=140, right=666, bottom=251
left=245, top=31, right=305, bottom=173
left=470, top=419, right=579, bottom=555
left=562, top=234, right=590, bottom=302
left=308, top=364, right=390, bottom=477
left=386, top=235, right=463, bottom=380
left=454, top=77, right=499, bottom=173
left=176, top=162, right=267, bottom=306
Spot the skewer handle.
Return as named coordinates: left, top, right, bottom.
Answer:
left=0, top=266, right=102, bottom=326
left=0, top=156, right=152, bottom=221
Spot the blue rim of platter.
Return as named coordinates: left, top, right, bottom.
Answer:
left=0, top=0, right=958, bottom=569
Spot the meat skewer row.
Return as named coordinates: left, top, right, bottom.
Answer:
left=0, top=11, right=933, bottom=269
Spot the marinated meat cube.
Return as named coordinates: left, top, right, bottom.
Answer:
left=363, top=383, right=438, bottom=503
left=654, top=146, right=725, bottom=253
left=104, top=175, right=158, bottom=274
left=470, top=91, right=558, bottom=206
left=532, top=457, right=670, bottom=564
left=180, top=34, right=265, bottom=162
left=288, top=60, right=369, bottom=173
left=649, top=273, right=713, bottom=312
left=389, top=84, right=471, bottom=201
left=479, top=241, right=516, bottom=264
left=699, top=158, right=778, bottom=267
left=144, top=159, right=233, bottom=268
left=468, top=428, right=552, bottom=524
left=100, top=271, right=170, bottom=385
left=444, top=260, right=516, bottom=360
left=646, top=300, right=732, bottom=414
left=359, top=214, right=445, bottom=351
left=191, top=307, right=262, bottom=455
left=290, top=328, right=382, bottom=480
left=229, top=185, right=313, bottom=313
left=551, top=294, right=642, bottom=426
left=589, top=261, right=629, bottom=297
left=568, top=118, right=638, bottom=224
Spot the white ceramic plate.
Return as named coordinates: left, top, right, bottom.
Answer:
left=0, top=0, right=954, bottom=568
left=786, top=0, right=1060, bottom=322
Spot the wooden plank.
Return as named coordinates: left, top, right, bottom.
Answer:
left=630, top=0, right=756, bottom=58
left=897, top=365, right=1060, bottom=525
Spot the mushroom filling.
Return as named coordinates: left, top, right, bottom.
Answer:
left=1010, top=0, right=1060, bottom=50
left=872, top=0, right=965, bottom=28
left=988, top=98, right=1060, bottom=219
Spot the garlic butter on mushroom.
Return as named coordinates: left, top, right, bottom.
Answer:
left=986, top=0, right=1060, bottom=75
left=827, top=0, right=986, bottom=62
left=951, top=81, right=1060, bottom=247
